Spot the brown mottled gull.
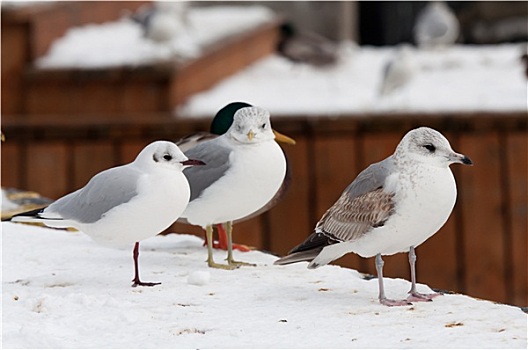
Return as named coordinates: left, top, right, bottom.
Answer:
left=275, top=127, right=472, bottom=306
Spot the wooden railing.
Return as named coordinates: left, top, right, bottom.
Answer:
left=2, top=111, right=526, bottom=307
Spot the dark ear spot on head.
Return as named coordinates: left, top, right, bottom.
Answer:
left=153, top=154, right=159, bottom=162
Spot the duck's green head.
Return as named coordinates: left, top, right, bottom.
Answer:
left=210, top=102, right=252, bottom=135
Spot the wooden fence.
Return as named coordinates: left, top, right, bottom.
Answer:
left=1, top=111, right=526, bottom=307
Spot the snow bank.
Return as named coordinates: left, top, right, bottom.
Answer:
left=177, top=43, right=528, bottom=116
left=3, top=222, right=526, bottom=348
left=36, top=5, right=275, bottom=68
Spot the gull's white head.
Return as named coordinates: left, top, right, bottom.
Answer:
left=135, top=141, right=205, bottom=171
left=396, top=127, right=472, bottom=168
left=227, top=106, right=275, bottom=144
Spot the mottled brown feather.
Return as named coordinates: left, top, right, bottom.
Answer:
left=317, top=187, right=395, bottom=242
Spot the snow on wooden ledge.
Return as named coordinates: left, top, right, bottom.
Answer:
left=177, top=43, right=527, bottom=117
left=2, top=222, right=526, bottom=348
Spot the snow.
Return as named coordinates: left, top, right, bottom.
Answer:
left=3, top=222, right=527, bottom=349
left=177, top=43, right=528, bottom=116
left=36, top=5, right=275, bottom=68
left=31, top=1, right=526, bottom=115
left=187, top=270, right=211, bottom=286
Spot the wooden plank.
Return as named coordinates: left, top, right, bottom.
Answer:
left=170, top=21, right=280, bottom=106
left=230, top=217, right=263, bottom=249
left=458, top=133, right=506, bottom=303
left=313, top=135, right=363, bottom=271
left=1, top=22, right=29, bottom=115
left=26, top=81, right=66, bottom=115
left=119, top=140, right=147, bottom=165
left=121, top=82, right=167, bottom=113
left=26, top=142, right=70, bottom=199
left=167, top=222, right=204, bottom=239
left=267, top=138, right=311, bottom=256
left=72, top=141, right=116, bottom=189
left=506, top=133, right=527, bottom=306
left=417, top=216, right=458, bottom=292
left=1, top=142, right=22, bottom=189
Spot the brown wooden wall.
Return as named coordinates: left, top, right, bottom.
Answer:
left=1, top=112, right=526, bottom=307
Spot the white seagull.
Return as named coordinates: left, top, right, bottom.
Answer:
left=413, top=1, right=460, bottom=49
left=176, top=101, right=295, bottom=252
left=11, top=141, right=204, bottom=287
left=180, top=106, right=287, bottom=269
left=275, top=127, right=472, bottom=306
left=132, top=1, right=190, bottom=43
left=379, top=45, right=415, bottom=96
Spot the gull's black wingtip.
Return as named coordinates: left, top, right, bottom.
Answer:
left=2, top=207, right=46, bottom=222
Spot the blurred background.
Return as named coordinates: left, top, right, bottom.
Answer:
left=1, top=1, right=526, bottom=307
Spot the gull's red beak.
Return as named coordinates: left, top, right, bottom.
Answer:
left=181, top=159, right=206, bottom=166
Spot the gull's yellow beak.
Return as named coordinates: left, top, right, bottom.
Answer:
left=247, top=130, right=255, bottom=141
left=273, top=129, right=296, bottom=145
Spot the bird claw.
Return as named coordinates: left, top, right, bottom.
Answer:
left=406, top=291, right=442, bottom=303
left=207, top=261, right=239, bottom=270
left=131, top=280, right=161, bottom=287
left=379, top=297, right=413, bottom=307
left=227, top=259, right=256, bottom=267
left=202, top=238, right=252, bottom=252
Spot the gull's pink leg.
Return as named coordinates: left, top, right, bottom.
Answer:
left=406, top=246, right=442, bottom=302
left=376, top=254, right=412, bottom=306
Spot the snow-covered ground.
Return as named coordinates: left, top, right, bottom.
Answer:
left=3, top=222, right=527, bottom=349
left=177, top=43, right=528, bottom=116
left=36, top=5, right=275, bottom=68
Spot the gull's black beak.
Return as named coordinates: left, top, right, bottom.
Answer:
left=449, top=152, right=473, bottom=166
left=461, top=156, right=473, bottom=166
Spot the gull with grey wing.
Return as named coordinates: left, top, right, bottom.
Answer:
left=275, top=127, right=472, bottom=306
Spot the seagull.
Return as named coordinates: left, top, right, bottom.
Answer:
left=277, top=22, right=339, bottom=67
left=177, top=102, right=295, bottom=252
left=413, top=1, right=460, bottom=49
left=130, top=1, right=199, bottom=60
left=275, top=127, right=473, bottom=306
left=131, top=1, right=190, bottom=43
left=1, top=187, right=53, bottom=221
left=379, top=45, right=415, bottom=96
left=10, top=141, right=205, bottom=287
left=180, top=106, right=287, bottom=269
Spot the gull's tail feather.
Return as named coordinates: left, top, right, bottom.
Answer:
left=273, top=248, right=323, bottom=268
left=7, top=207, right=76, bottom=230
left=2, top=207, right=46, bottom=222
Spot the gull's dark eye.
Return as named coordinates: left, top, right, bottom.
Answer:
left=163, top=154, right=173, bottom=161
left=261, top=123, right=266, bottom=129
left=423, top=144, right=436, bottom=153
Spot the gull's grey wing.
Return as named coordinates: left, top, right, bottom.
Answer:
left=183, top=139, right=232, bottom=202
left=42, top=165, right=141, bottom=224
left=287, top=157, right=395, bottom=255
left=176, top=132, right=218, bottom=153
left=344, top=156, right=393, bottom=199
